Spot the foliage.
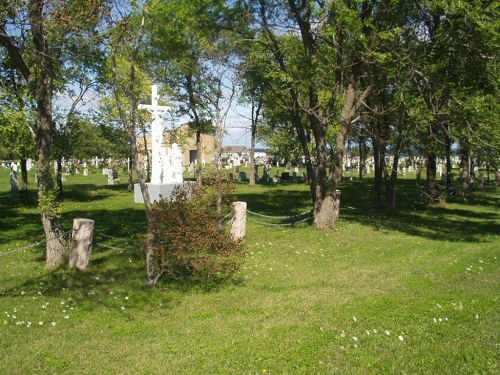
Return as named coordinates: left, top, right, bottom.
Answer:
left=148, top=176, right=244, bottom=283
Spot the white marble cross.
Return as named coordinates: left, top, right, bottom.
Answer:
left=139, top=85, right=171, bottom=184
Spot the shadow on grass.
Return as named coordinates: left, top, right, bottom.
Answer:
left=339, top=178, right=500, bottom=243
left=236, top=184, right=312, bottom=216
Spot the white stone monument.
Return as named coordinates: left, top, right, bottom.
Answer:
left=134, top=85, right=185, bottom=203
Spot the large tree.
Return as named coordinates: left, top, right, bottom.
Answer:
left=239, top=0, right=374, bottom=228
left=0, top=0, right=106, bottom=267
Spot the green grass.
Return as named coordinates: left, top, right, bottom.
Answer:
left=0, top=167, right=499, bottom=374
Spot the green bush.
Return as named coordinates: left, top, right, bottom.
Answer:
left=148, top=175, right=245, bottom=283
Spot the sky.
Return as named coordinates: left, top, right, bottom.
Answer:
left=56, top=86, right=262, bottom=149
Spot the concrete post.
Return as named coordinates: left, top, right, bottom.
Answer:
left=69, top=218, right=95, bottom=270
left=231, top=201, right=247, bottom=241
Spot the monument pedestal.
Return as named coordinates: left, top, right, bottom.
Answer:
left=134, top=183, right=187, bottom=203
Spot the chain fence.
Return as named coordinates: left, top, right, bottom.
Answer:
left=0, top=230, right=72, bottom=258
left=246, top=209, right=313, bottom=227
left=2, top=208, right=319, bottom=257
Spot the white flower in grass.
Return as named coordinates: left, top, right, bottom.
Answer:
left=3, top=320, right=7, bottom=325
left=64, top=315, right=69, bottom=319
left=353, top=344, right=358, bottom=349
left=125, top=296, right=129, bottom=300
left=398, top=335, right=404, bottom=342
left=21, top=291, right=25, bottom=295
left=475, top=314, right=479, bottom=320
left=120, top=306, right=125, bottom=310
left=373, top=329, right=378, bottom=334
left=353, top=316, right=357, bottom=322
left=27, top=322, right=31, bottom=327
left=352, top=336, right=358, bottom=342
left=51, top=322, right=56, bottom=327
left=385, top=330, right=390, bottom=336
left=433, top=318, right=437, bottom=323
left=365, top=330, right=370, bottom=335
left=38, top=322, right=43, bottom=326
left=340, top=331, right=346, bottom=338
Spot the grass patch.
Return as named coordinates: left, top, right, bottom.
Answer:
left=0, top=168, right=499, bottom=374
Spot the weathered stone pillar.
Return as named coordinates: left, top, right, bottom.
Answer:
left=231, top=201, right=247, bottom=241
left=69, top=218, right=95, bottom=270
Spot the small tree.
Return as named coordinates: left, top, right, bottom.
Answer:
left=148, top=176, right=244, bottom=284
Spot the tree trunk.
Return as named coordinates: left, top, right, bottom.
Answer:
left=196, top=129, right=203, bottom=185
left=42, top=215, right=67, bottom=268
left=458, top=138, right=471, bottom=197
left=372, top=135, right=384, bottom=207
left=426, top=152, right=438, bottom=203
left=20, top=158, right=28, bottom=200
left=127, top=149, right=134, bottom=192
left=56, top=156, right=63, bottom=194
left=358, top=136, right=364, bottom=182
left=31, top=5, right=66, bottom=267
left=444, top=126, right=453, bottom=194
left=249, top=124, right=257, bottom=186
left=386, top=127, right=403, bottom=214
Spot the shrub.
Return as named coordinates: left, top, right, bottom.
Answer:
left=148, top=175, right=244, bottom=283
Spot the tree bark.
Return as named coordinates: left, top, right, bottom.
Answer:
left=30, top=0, right=67, bottom=267
left=56, top=156, right=63, bottom=194
left=20, top=158, right=28, bottom=200
left=386, top=127, right=404, bottom=214
left=426, top=152, right=438, bottom=203
left=444, top=125, right=453, bottom=194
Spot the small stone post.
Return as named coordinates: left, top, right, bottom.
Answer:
left=231, top=201, right=247, bottom=241
left=69, top=218, right=95, bottom=271
left=10, top=170, right=19, bottom=191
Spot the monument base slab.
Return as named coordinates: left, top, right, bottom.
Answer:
left=134, top=183, right=187, bottom=203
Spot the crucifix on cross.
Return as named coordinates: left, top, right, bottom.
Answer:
left=138, top=85, right=180, bottom=184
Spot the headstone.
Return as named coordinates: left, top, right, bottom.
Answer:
left=83, top=168, right=89, bottom=176
left=286, top=162, right=291, bottom=171
left=479, top=173, right=485, bottom=189
left=231, top=201, right=246, bottom=241
left=69, top=218, right=95, bottom=271
left=281, top=172, right=290, bottom=181
left=239, top=171, right=248, bottom=182
left=107, top=169, right=118, bottom=185
left=261, top=168, right=270, bottom=182
left=10, top=170, right=19, bottom=191
left=366, top=165, right=371, bottom=175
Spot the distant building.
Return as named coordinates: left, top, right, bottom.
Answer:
left=137, top=124, right=215, bottom=167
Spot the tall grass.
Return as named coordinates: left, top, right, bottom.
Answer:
left=0, top=167, right=498, bottom=374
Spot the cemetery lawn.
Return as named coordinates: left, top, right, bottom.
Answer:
left=0, top=168, right=499, bottom=374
